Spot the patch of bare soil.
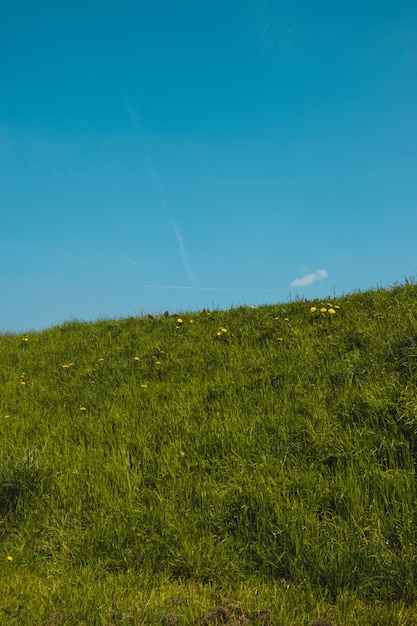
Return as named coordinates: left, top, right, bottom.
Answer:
left=193, top=601, right=271, bottom=625
left=161, top=601, right=335, bottom=626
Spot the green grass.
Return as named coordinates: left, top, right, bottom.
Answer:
left=2, top=282, right=417, bottom=624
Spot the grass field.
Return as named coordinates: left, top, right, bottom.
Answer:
left=1, top=282, right=417, bottom=625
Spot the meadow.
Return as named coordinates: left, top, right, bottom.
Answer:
left=1, top=282, right=417, bottom=625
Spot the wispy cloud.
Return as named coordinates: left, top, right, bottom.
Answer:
left=255, top=2, right=298, bottom=58
left=125, top=99, right=141, bottom=130
left=171, top=220, right=196, bottom=283
left=358, top=27, right=417, bottom=70
left=291, top=269, right=328, bottom=288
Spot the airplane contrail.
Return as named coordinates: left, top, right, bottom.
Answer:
left=123, top=255, right=142, bottom=268
left=171, top=220, right=196, bottom=283
left=144, top=285, right=287, bottom=293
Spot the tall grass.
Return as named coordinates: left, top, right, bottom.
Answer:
left=1, top=282, right=417, bottom=624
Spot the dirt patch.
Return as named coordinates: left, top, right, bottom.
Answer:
left=193, top=602, right=271, bottom=625
left=161, top=614, right=181, bottom=625
left=162, top=602, right=335, bottom=626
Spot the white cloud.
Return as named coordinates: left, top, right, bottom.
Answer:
left=291, top=269, right=328, bottom=288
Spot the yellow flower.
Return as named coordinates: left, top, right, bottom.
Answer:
left=6, top=556, right=13, bottom=561
left=155, top=361, right=161, bottom=365
left=328, top=308, right=336, bottom=315
left=98, top=358, right=105, bottom=362
left=21, top=336, right=29, bottom=342
left=216, top=331, right=222, bottom=337
left=334, top=305, right=340, bottom=309
left=284, top=318, right=289, bottom=322
left=176, top=318, right=183, bottom=324
left=140, top=384, right=147, bottom=388
left=134, top=356, right=140, bottom=361
left=277, top=337, right=283, bottom=341
left=320, top=308, right=327, bottom=313
left=79, top=406, right=87, bottom=411
left=62, top=363, right=75, bottom=368
left=20, top=381, right=27, bottom=385
left=310, top=307, right=317, bottom=313
left=220, top=327, right=227, bottom=333
left=4, top=415, right=10, bottom=419
left=189, top=319, right=194, bottom=323
left=327, top=302, right=333, bottom=307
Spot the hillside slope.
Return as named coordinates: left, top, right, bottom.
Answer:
left=1, top=283, right=417, bottom=623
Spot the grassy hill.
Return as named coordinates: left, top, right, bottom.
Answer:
left=1, top=282, right=417, bottom=625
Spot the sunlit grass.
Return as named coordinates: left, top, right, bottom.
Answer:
left=1, top=281, right=417, bottom=624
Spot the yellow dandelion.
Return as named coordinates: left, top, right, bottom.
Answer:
left=310, top=307, right=317, bottom=313
left=140, top=384, right=147, bottom=388
left=6, top=556, right=13, bottom=561
left=4, top=415, right=10, bottom=419
left=334, top=305, right=340, bottom=309
left=98, top=358, right=105, bottom=362
left=216, top=331, right=222, bottom=337
left=328, top=308, right=336, bottom=315
left=21, top=372, right=26, bottom=377
left=176, top=318, right=183, bottom=324
left=320, top=308, right=327, bottom=313
left=277, top=337, right=283, bottom=341
left=189, top=319, right=194, bottom=323
left=274, top=317, right=279, bottom=320
left=220, top=327, right=227, bottom=333
left=79, top=406, right=87, bottom=411
left=20, top=381, right=27, bottom=385
left=155, top=360, right=161, bottom=365
left=284, top=318, right=290, bottom=322
left=21, top=336, right=29, bottom=342
left=327, top=302, right=333, bottom=307
left=134, top=356, right=140, bottom=361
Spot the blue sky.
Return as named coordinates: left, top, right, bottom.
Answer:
left=1, top=0, right=417, bottom=332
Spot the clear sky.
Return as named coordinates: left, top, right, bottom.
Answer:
left=1, top=0, right=417, bottom=332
